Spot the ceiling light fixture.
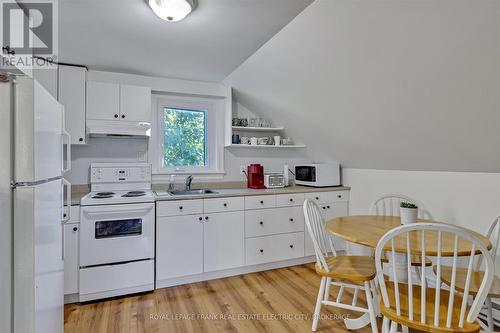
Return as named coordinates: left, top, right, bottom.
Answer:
left=148, top=0, right=195, bottom=22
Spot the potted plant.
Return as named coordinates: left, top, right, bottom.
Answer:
left=400, top=202, right=418, bottom=225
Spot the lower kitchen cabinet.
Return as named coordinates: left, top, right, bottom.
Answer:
left=64, top=223, right=79, bottom=295
left=156, top=215, right=204, bottom=280
left=204, top=211, right=244, bottom=272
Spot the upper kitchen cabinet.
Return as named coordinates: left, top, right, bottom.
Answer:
left=119, top=85, right=151, bottom=122
left=87, top=82, right=151, bottom=122
left=58, top=65, right=87, bottom=144
left=86, top=81, right=120, bottom=121
left=33, top=65, right=58, bottom=99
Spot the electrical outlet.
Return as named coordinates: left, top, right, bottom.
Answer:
left=240, top=165, right=246, bottom=175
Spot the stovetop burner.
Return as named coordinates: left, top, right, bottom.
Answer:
left=122, top=191, right=146, bottom=198
left=96, top=192, right=115, bottom=196
left=92, top=194, right=114, bottom=199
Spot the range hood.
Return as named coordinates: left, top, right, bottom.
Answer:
left=87, top=120, right=151, bottom=137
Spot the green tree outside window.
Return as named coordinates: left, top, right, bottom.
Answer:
left=163, top=108, right=207, bottom=167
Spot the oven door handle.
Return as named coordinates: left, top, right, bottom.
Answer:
left=83, top=208, right=153, bottom=217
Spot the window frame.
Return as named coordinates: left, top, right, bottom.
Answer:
left=152, top=95, right=225, bottom=176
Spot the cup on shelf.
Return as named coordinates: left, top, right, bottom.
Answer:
left=240, top=136, right=250, bottom=144
left=239, top=118, right=248, bottom=127
left=249, top=118, right=257, bottom=127
left=274, top=135, right=281, bottom=146
left=250, top=137, right=258, bottom=145
left=232, top=134, right=240, bottom=144
left=258, top=137, right=269, bottom=145
left=232, top=118, right=239, bottom=126
left=281, top=138, right=293, bottom=145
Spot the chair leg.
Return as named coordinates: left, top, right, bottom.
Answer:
left=312, top=277, right=326, bottom=332
left=486, top=296, right=494, bottom=331
left=364, top=281, right=378, bottom=333
left=370, top=279, right=380, bottom=316
left=389, top=320, right=398, bottom=333
left=323, top=277, right=331, bottom=301
left=402, top=325, right=409, bottom=333
left=382, top=317, right=390, bottom=333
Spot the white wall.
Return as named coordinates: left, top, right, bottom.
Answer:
left=224, top=0, right=500, bottom=172
left=343, top=168, right=500, bottom=235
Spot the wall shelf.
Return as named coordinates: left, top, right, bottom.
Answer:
left=227, top=144, right=306, bottom=149
left=232, top=126, right=284, bottom=132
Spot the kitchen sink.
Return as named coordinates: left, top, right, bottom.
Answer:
left=168, top=189, right=219, bottom=196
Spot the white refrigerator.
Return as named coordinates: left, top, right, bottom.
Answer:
left=0, top=74, right=71, bottom=333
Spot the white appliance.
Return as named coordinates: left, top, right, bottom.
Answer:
left=295, top=163, right=341, bottom=187
left=1, top=74, right=71, bottom=333
left=79, top=163, right=155, bottom=302
left=264, top=173, right=286, bottom=188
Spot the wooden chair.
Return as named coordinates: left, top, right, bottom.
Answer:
left=375, top=222, right=494, bottom=333
left=371, top=194, right=433, bottom=276
left=303, top=199, right=378, bottom=333
left=434, top=216, right=500, bottom=331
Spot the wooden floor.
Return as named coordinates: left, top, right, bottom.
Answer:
left=64, top=263, right=377, bottom=333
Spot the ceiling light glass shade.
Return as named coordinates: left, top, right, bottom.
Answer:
left=148, top=0, right=193, bottom=22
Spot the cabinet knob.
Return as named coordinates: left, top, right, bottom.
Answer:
left=199, top=217, right=203, bottom=221
left=315, top=197, right=319, bottom=200
left=289, top=198, right=293, bottom=202
left=322, top=206, right=326, bottom=210
left=179, top=206, right=183, bottom=210
left=121, top=114, right=126, bottom=119
left=327, top=205, right=331, bottom=209
left=259, top=221, right=264, bottom=225
left=260, top=200, right=264, bottom=204
left=338, top=195, right=342, bottom=198
left=63, top=213, right=67, bottom=218
left=223, top=203, right=227, bottom=207
left=79, top=138, right=83, bottom=142
left=290, top=218, right=294, bottom=222
left=114, top=114, right=119, bottom=118
left=260, top=249, right=264, bottom=253
left=289, top=245, right=294, bottom=249
left=205, top=216, right=209, bottom=220
left=73, top=227, right=78, bottom=232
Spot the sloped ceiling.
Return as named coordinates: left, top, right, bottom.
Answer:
left=224, top=0, right=500, bottom=172
left=59, top=0, right=313, bottom=81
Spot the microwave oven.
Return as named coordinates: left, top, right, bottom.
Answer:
left=295, top=163, right=340, bottom=187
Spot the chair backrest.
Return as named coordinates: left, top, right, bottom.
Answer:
left=475, top=215, right=500, bottom=272
left=303, top=199, right=336, bottom=272
left=375, top=223, right=494, bottom=329
left=370, top=194, right=432, bottom=219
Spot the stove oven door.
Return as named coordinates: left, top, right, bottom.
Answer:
left=80, top=203, right=154, bottom=267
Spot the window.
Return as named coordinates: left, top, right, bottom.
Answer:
left=153, top=95, right=225, bottom=176
left=163, top=108, right=207, bottom=168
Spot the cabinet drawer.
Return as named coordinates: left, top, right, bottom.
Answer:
left=156, top=200, right=203, bottom=217
left=63, top=205, right=80, bottom=224
left=245, top=195, right=276, bottom=210
left=204, top=197, right=244, bottom=213
left=245, top=232, right=305, bottom=265
left=305, top=191, right=349, bottom=204
left=276, top=193, right=305, bottom=207
left=245, top=207, right=304, bottom=238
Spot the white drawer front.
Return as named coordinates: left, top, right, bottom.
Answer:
left=245, top=195, right=276, bottom=210
left=204, top=197, right=244, bottom=214
left=276, top=193, right=305, bottom=207
left=245, top=207, right=304, bottom=238
left=156, top=199, right=204, bottom=217
left=245, top=232, right=305, bottom=265
left=304, top=191, right=349, bottom=204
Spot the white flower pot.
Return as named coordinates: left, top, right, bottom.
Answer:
left=400, top=207, right=418, bottom=225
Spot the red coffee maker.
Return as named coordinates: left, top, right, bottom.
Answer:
left=247, top=164, right=265, bottom=189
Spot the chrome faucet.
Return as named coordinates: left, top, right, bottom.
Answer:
left=185, top=175, right=194, bottom=191
left=167, top=174, right=176, bottom=192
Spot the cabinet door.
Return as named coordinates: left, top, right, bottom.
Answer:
left=58, top=66, right=86, bottom=144
left=204, top=211, right=244, bottom=272
left=305, top=202, right=348, bottom=256
left=33, top=64, right=58, bottom=99
left=86, top=81, right=120, bottom=121
left=156, top=215, right=203, bottom=280
left=63, top=223, right=79, bottom=295
left=119, top=84, right=151, bottom=122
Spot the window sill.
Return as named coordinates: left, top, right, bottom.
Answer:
left=152, top=171, right=226, bottom=183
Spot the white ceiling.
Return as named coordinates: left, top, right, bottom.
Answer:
left=59, top=0, right=313, bottom=82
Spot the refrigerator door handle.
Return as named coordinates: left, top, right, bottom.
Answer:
left=62, top=106, right=72, bottom=173
left=62, top=178, right=72, bottom=223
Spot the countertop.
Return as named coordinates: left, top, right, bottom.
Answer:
left=70, top=185, right=350, bottom=205
left=154, top=185, right=350, bottom=201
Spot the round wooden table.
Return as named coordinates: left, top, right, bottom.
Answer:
left=325, top=215, right=492, bottom=256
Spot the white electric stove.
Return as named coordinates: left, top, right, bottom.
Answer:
left=79, top=163, right=155, bottom=302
